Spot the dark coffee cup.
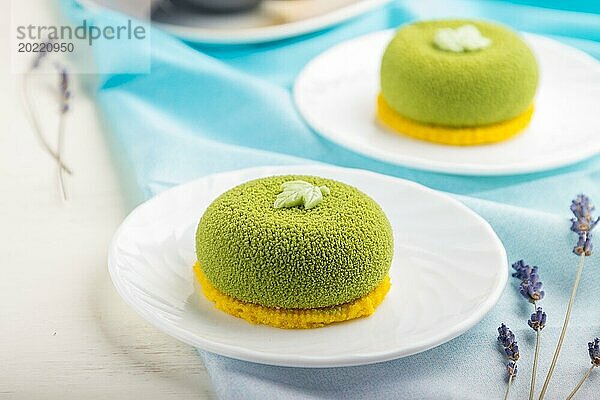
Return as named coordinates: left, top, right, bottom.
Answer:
left=170, top=0, right=262, bottom=13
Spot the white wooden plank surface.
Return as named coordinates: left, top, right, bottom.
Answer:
left=0, top=1, right=217, bottom=398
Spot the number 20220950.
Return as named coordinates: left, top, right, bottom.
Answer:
left=18, top=42, right=74, bottom=53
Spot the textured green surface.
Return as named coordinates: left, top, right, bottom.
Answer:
left=380, top=19, right=539, bottom=127
left=195, top=175, right=394, bottom=309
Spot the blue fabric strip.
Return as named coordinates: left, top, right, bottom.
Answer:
left=61, top=0, right=600, bottom=398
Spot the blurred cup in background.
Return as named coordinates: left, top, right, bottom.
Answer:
left=169, top=0, right=263, bottom=13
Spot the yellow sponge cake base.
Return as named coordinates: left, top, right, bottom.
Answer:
left=377, top=94, right=533, bottom=146
left=194, top=263, right=391, bottom=329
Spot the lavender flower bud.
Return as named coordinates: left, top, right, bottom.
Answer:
left=505, top=343, right=520, bottom=361
left=519, top=272, right=545, bottom=303
left=498, top=323, right=520, bottom=361
left=571, top=195, right=598, bottom=256
left=511, top=260, right=538, bottom=281
left=573, top=232, right=586, bottom=256
left=583, top=234, right=593, bottom=256
left=506, top=361, right=518, bottom=378
left=571, top=218, right=582, bottom=234
left=59, top=69, right=68, bottom=91
left=528, top=307, right=547, bottom=331
left=498, top=324, right=514, bottom=347
left=573, top=232, right=595, bottom=256
left=55, top=66, right=71, bottom=114
left=588, top=338, right=600, bottom=366
left=571, top=195, right=595, bottom=225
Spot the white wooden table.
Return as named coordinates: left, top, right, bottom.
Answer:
left=0, top=1, right=216, bottom=398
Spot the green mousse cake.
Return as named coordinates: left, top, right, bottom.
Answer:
left=378, top=19, right=539, bottom=145
left=194, top=175, right=394, bottom=328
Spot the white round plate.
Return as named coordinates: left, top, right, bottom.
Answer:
left=78, top=0, right=391, bottom=44
left=108, top=165, right=507, bottom=367
left=294, top=31, right=600, bottom=175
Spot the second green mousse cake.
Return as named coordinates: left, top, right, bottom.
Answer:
left=195, top=175, right=394, bottom=309
left=380, top=19, right=539, bottom=127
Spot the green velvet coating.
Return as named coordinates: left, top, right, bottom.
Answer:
left=380, top=19, right=539, bottom=127
left=195, top=175, right=394, bottom=309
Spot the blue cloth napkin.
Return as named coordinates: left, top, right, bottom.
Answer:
left=63, top=0, right=600, bottom=398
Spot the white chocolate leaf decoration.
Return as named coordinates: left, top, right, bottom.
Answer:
left=274, top=180, right=330, bottom=210
left=433, top=24, right=492, bottom=53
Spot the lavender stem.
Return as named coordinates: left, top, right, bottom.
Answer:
left=22, top=73, right=72, bottom=175
left=57, top=112, right=67, bottom=201
left=566, top=365, right=595, bottom=400
left=538, top=253, right=586, bottom=399
left=503, top=374, right=514, bottom=400
left=530, top=329, right=541, bottom=400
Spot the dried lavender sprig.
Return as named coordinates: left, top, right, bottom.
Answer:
left=55, top=64, right=71, bottom=201
left=528, top=307, right=547, bottom=400
left=565, top=339, right=600, bottom=400
left=498, top=323, right=520, bottom=361
left=498, top=324, right=520, bottom=400
left=22, top=45, right=72, bottom=175
left=539, top=195, right=597, bottom=400
left=510, top=260, right=546, bottom=398
left=24, top=45, right=73, bottom=201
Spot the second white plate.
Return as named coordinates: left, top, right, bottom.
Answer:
left=78, top=0, right=391, bottom=44
left=109, top=165, right=507, bottom=367
left=294, top=31, right=600, bottom=175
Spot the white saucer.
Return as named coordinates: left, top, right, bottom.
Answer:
left=108, top=165, right=507, bottom=367
left=78, top=0, right=391, bottom=44
left=294, top=31, right=600, bottom=175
